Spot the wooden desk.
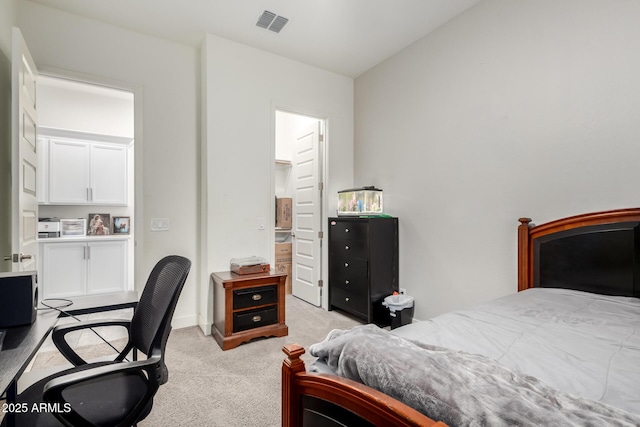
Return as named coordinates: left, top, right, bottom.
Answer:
left=211, top=270, right=288, bottom=350
left=56, top=291, right=138, bottom=317
left=1, top=293, right=138, bottom=400
left=0, top=310, right=59, bottom=406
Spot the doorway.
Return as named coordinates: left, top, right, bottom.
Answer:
left=36, top=74, right=137, bottom=299
left=274, top=110, right=325, bottom=307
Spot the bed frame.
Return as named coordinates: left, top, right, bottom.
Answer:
left=282, top=208, right=640, bottom=427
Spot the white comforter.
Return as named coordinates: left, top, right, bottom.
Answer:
left=391, top=288, right=640, bottom=414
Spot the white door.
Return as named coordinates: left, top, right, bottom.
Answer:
left=11, top=27, right=39, bottom=272
left=292, top=122, right=322, bottom=306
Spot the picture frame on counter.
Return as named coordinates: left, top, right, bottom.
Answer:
left=113, top=216, right=131, bottom=235
left=60, top=218, right=87, bottom=237
left=87, top=213, right=111, bottom=236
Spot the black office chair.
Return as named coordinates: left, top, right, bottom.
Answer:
left=1, top=255, right=191, bottom=427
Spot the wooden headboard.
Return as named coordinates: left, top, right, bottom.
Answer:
left=518, top=208, right=640, bottom=297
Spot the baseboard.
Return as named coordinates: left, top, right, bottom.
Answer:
left=171, top=313, right=198, bottom=329
left=198, top=313, right=212, bottom=335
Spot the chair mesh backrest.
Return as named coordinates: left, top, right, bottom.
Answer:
left=130, top=255, right=191, bottom=355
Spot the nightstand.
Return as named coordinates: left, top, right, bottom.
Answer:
left=211, top=270, right=288, bottom=350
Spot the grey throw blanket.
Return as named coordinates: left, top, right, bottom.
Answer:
left=309, top=325, right=640, bottom=427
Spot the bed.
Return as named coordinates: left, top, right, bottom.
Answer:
left=281, top=208, right=640, bottom=426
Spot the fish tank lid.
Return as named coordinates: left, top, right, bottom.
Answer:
left=338, top=186, right=382, bottom=193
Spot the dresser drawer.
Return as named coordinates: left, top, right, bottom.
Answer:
left=233, top=285, right=277, bottom=310
left=330, top=257, right=368, bottom=283
left=233, top=306, right=278, bottom=333
left=330, top=277, right=367, bottom=296
left=329, top=238, right=368, bottom=259
left=329, top=220, right=369, bottom=241
left=330, top=287, right=368, bottom=318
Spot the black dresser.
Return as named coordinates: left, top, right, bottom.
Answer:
left=328, top=217, right=398, bottom=326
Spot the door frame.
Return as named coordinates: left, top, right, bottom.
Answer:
left=270, top=104, right=329, bottom=309
left=36, top=66, right=145, bottom=295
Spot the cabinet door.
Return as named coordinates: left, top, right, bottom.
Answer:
left=87, top=240, right=128, bottom=294
left=41, top=242, right=87, bottom=299
left=48, top=139, right=90, bottom=204
left=90, top=144, right=128, bottom=205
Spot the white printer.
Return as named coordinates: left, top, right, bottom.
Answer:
left=38, top=218, right=60, bottom=238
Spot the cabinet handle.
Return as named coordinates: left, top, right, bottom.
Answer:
left=87, top=188, right=90, bottom=201
left=345, top=280, right=350, bottom=285
left=345, top=228, right=350, bottom=233
left=252, top=315, right=262, bottom=323
left=345, top=245, right=350, bottom=250
left=344, top=262, right=349, bottom=267
left=252, top=294, right=262, bottom=301
left=345, top=297, right=350, bottom=302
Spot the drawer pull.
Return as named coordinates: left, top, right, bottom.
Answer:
left=345, top=297, right=350, bottom=302
left=344, top=262, right=349, bottom=267
left=252, top=294, right=262, bottom=301
left=345, top=228, right=350, bottom=233
left=252, top=315, right=262, bottom=323
left=345, top=280, right=350, bottom=285
left=345, top=245, right=350, bottom=250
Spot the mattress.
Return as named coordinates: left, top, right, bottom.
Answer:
left=391, top=288, right=640, bottom=414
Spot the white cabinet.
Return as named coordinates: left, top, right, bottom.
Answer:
left=46, top=139, right=128, bottom=205
left=38, top=129, right=131, bottom=205
left=40, top=239, right=129, bottom=299
left=48, top=138, right=91, bottom=204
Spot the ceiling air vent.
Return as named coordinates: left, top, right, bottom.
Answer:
left=256, top=10, right=289, bottom=33
left=268, top=16, right=289, bottom=33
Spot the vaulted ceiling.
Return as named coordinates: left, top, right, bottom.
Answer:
left=27, top=0, right=481, bottom=77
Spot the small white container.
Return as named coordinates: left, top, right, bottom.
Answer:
left=60, top=218, right=87, bottom=237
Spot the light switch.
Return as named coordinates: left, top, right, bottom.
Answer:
left=151, top=218, right=170, bottom=231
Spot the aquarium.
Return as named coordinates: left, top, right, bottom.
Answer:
left=337, top=187, right=383, bottom=216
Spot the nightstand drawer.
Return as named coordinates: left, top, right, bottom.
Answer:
left=233, top=306, right=277, bottom=333
left=233, top=285, right=277, bottom=310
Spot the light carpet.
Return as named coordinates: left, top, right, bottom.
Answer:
left=30, top=295, right=362, bottom=427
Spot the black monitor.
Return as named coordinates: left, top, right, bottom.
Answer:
left=0, top=270, right=38, bottom=328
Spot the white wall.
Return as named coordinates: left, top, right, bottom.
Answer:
left=38, top=76, right=134, bottom=137
left=17, top=1, right=200, bottom=328
left=0, top=0, right=16, bottom=59
left=355, top=0, right=640, bottom=320
left=201, top=33, right=353, bottom=332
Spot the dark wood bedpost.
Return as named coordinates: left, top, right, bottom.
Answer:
left=282, top=344, right=305, bottom=427
left=517, top=218, right=533, bottom=291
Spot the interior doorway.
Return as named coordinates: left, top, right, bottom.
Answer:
left=35, top=74, right=137, bottom=300
left=274, top=110, right=325, bottom=307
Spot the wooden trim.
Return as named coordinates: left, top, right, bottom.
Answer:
left=517, top=217, right=532, bottom=291
left=517, top=208, right=640, bottom=291
left=281, top=345, right=447, bottom=427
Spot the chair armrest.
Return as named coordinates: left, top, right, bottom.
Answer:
left=42, top=357, right=161, bottom=427
left=53, top=319, right=131, bottom=366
